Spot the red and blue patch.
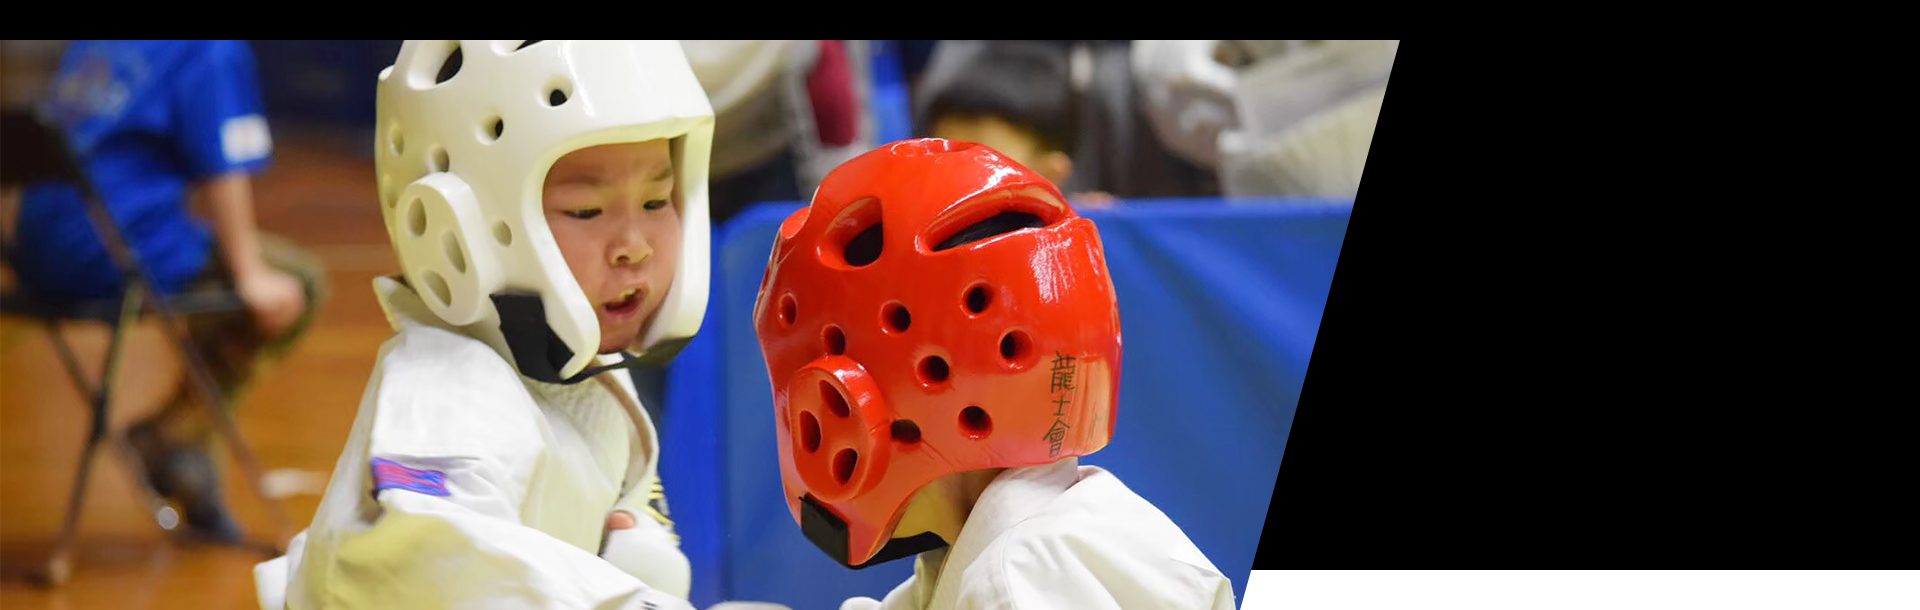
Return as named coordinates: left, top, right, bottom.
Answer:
left=370, top=457, right=450, bottom=497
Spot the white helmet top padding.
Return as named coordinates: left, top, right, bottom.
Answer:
left=376, top=40, right=714, bottom=382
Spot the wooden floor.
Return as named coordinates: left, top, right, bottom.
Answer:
left=2, top=131, right=396, bottom=609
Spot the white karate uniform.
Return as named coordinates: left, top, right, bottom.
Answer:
left=254, top=276, right=690, bottom=610
left=840, top=458, right=1236, bottom=610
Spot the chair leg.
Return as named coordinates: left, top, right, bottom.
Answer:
left=36, top=290, right=135, bottom=586
left=39, top=320, right=89, bottom=586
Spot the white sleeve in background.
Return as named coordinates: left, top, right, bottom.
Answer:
left=1131, top=40, right=1239, bottom=170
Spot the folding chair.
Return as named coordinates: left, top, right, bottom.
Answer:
left=0, top=110, right=288, bottom=585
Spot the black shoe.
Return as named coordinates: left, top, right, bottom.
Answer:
left=125, top=423, right=245, bottom=544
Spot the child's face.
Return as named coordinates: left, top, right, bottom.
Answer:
left=930, top=115, right=1072, bottom=186
left=542, top=140, right=683, bottom=354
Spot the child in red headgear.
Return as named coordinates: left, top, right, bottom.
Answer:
left=752, top=138, right=1233, bottom=610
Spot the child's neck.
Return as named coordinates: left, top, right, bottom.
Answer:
left=893, top=467, right=1007, bottom=546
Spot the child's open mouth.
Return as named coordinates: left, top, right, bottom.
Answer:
left=604, top=288, right=643, bottom=316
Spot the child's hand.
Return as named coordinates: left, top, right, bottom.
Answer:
left=236, top=267, right=308, bottom=337
left=606, top=510, right=637, bottom=532
left=599, top=506, right=637, bottom=548
left=601, top=508, right=693, bottom=597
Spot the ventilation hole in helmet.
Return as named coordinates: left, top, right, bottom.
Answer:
left=406, top=198, right=427, bottom=237
left=959, top=406, right=992, bottom=439
left=896, top=138, right=977, bottom=156
left=823, top=325, right=846, bottom=356
left=882, top=302, right=911, bottom=334
left=435, top=45, right=463, bottom=85
left=843, top=223, right=883, bottom=267
left=918, top=356, right=950, bottom=385
left=933, top=212, right=1046, bottom=251
left=493, top=221, right=513, bottom=246
left=429, top=146, right=449, bottom=173
left=515, top=40, right=544, bottom=51
left=821, top=197, right=882, bottom=268
left=800, top=411, right=822, bottom=453
left=483, top=116, right=504, bottom=143
left=821, top=381, right=850, bottom=418
left=442, top=231, right=467, bottom=274
left=965, top=283, right=992, bottom=315
left=832, top=449, right=859, bottom=485
left=778, top=293, right=797, bottom=327
left=1000, top=330, right=1030, bottom=364
left=423, top=270, right=452, bottom=308
left=891, top=420, right=921, bottom=444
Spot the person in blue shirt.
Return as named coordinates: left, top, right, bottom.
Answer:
left=4, top=40, right=326, bottom=543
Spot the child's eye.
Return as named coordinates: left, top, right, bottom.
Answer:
left=564, top=208, right=603, bottom=220
left=644, top=199, right=669, bottom=211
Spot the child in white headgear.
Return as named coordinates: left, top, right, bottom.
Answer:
left=253, top=40, right=714, bottom=610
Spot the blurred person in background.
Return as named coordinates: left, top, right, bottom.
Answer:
left=912, top=40, right=1231, bottom=204
left=2, top=39, right=326, bottom=543
left=1, top=40, right=71, bottom=320
left=913, top=40, right=1115, bottom=207
left=683, top=40, right=876, bottom=227
left=1, top=40, right=69, bottom=110
left=1132, top=39, right=1397, bottom=199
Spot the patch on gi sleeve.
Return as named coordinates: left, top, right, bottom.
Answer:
left=370, top=457, right=450, bottom=497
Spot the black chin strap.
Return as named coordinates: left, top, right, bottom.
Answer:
left=800, top=494, right=948, bottom=569
left=492, top=292, right=644, bottom=385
